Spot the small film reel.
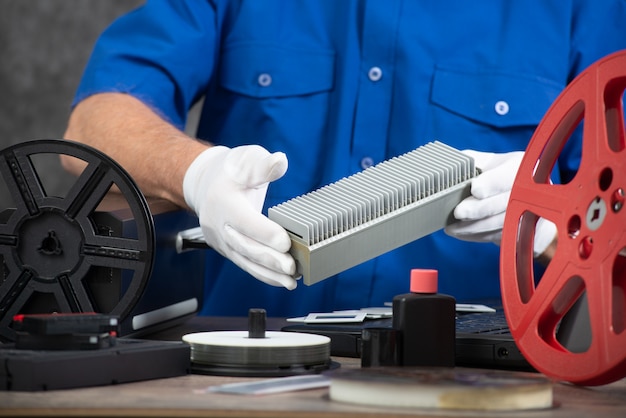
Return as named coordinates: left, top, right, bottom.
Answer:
left=0, top=139, right=155, bottom=342
left=501, top=50, right=626, bottom=386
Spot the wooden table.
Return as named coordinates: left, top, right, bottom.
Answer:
left=1, top=316, right=626, bottom=418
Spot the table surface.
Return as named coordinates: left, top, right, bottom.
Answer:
left=2, top=316, right=626, bottom=418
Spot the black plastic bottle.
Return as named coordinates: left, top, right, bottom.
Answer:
left=392, top=269, right=456, bottom=367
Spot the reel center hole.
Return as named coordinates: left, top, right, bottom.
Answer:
left=38, top=230, right=62, bottom=256
left=585, top=197, right=607, bottom=231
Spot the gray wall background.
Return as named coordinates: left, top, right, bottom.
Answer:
left=0, top=0, right=143, bottom=206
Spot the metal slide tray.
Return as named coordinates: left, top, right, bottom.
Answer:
left=268, top=141, right=478, bottom=285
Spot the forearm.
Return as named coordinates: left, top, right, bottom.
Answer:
left=62, top=93, right=209, bottom=208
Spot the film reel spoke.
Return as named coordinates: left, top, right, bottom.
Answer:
left=509, top=183, right=567, bottom=224
left=56, top=272, right=94, bottom=312
left=501, top=50, right=626, bottom=385
left=81, top=236, right=151, bottom=294
left=0, top=150, right=44, bottom=216
left=501, top=189, right=567, bottom=318
left=0, top=270, right=34, bottom=320
left=0, top=232, right=17, bottom=247
left=82, top=245, right=147, bottom=268
left=83, top=233, right=148, bottom=262
left=63, top=161, right=114, bottom=220
left=586, top=267, right=619, bottom=344
left=503, top=240, right=578, bottom=337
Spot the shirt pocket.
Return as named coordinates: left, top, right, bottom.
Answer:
left=430, top=66, right=564, bottom=128
left=218, top=42, right=335, bottom=98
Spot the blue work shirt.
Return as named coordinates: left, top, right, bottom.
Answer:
left=74, top=0, right=626, bottom=317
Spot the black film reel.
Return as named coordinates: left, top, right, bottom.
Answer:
left=0, top=139, right=155, bottom=342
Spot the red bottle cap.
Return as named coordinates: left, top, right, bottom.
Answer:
left=410, top=269, right=438, bottom=293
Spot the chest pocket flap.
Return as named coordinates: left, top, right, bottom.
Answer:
left=219, top=42, right=335, bottom=99
left=431, top=67, right=564, bottom=128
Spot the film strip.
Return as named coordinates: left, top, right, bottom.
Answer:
left=500, top=50, right=626, bottom=386
left=0, top=139, right=155, bottom=342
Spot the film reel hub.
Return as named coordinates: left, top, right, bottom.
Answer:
left=17, top=208, right=83, bottom=279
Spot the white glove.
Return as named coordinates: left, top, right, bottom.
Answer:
left=183, top=145, right=297, bottom=289
left=444, top=150, right=556, bottom=257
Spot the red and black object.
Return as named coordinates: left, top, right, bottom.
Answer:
left=14, top=331, right=115, bottom=351
left=11, top=312, right=119, bottom=350
left=12, top=312, right=119, bottom=336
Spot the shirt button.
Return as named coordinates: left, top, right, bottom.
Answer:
left=360, top=156, right=375, bottom=169
left=368, top=66, right=383, bottom=82
left=258, top=73, right=272, bottom=87
left=494, top=100, right=509, bottom=115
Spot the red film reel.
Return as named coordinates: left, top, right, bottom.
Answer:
left=501, top=50, right=626, bottom=386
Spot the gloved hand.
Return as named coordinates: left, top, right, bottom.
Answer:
left=183, top=144, right=297, bottom=289
left=444, top=150, right=556, bottom=257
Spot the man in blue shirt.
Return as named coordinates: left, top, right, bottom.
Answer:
left=62, top=0, right=626, bottom=317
